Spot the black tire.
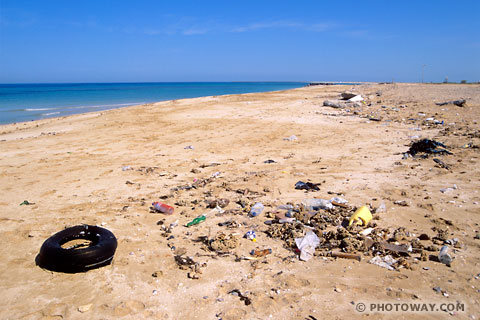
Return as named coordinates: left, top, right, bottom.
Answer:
left=37, top=225, right=117, bottom=273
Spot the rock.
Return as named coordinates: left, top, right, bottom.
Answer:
left=78, top=304, right=93, bottom=313
left=340, top=92, right=357, bottom=100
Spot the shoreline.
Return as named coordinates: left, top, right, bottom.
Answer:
left=0, top=82, right=308, bottom=126
left=1, top=83, right=479, bottom=319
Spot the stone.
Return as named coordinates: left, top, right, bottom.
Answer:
left=78, top=304, right=93, bottom=313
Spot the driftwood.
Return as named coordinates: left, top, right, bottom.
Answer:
left=435, top=99, right=466, bottom=107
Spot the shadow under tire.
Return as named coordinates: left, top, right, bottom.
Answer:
left=37, top=225, right=117, bottom=273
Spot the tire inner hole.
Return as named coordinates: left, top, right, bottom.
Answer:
left=61, top=239, right=93, bottom=250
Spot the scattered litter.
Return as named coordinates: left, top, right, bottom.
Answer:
left=121, top=165, right=132, bottom=171
left=348, top=95, right=364, bottom=102
left=435, top=99, right=466, bottom=107
left=440, top=184, right=457, bottom=193
left=433, top=158, right=450, bottom=169
left=250, top=248, right=272, bottom=257
left=340, top=92, right=357, bottom=100
left=186, top=215, right=206, bottom=227
left=348, top=206, right=372, bottom=226
left=405, top=139, right=452, bottom=158
left=330, top=251, right=362, bottom=262
left=302, top=198, right=334, bottom=210
left=264, top=159, right=277, bottom=164
left=368, top=255, right=398, bottom=271
left=438, top=245, right=453, bottom=266
left=295, top=231, right=320, bottom=261
left=152, top=202, right=174, bottom=215
left=250, top=202, right=264, bottom=217
left=228, top=289, right=251, bottom=306
left=360, top=227, right=374, bottom=236
left=393, top=200, right=409, bottom=207
left=283, top=135, right=298, bottom=141
left=19, top=200, right=34, bottom=206
left=244, top=231, right=257, bottom=242
left=184, top=145, right=194, bottom=150
left=295, top=181, right=321, bottom=191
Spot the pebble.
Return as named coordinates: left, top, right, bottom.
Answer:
left=78, top=303, right=93, bottom=313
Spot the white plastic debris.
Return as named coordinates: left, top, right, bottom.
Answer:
left=348, top=95, right=364, bottom=102
left=283, top=135, right=298, bottom=141
left=368, top=255, right=397, bottom=271
left=302, top=199, right=334, bottom=211
left=438, top=245, right=453, bottom=266
left=295, top=231, right=320, bottom=261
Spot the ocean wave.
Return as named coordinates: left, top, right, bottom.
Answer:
left=68, top=102, right=146, bottom=109
left=25, top=108, right=57, bottom=111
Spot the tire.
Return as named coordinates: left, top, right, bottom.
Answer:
left=37, top=225, right=117, bottom=273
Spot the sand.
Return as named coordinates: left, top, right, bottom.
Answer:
left=0, top=83, right=479, bottom=319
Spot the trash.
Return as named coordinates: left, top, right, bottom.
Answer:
left=19, top=200, right=34, bottom=206
left=278, top=217, right=296, bottom=224
left=360, top=227, right=374, bottom=236
left=348, top=95, right=364, bottom=102
left=301, top=198, right=334, bottom=210
left=393, top=200, right=408, bottom=206
left=250, top=202, right=264, bottom=217
left=295, top=231, right=320, bottom=261
left=244, top=231, right=257, bottom=242
left=433, top=158, right=450, bottom=169
left=184, top=145, right=194, bottom=150
left=376, top=201, right=387, bottom=213
left=37, top=225, right=117, bottom=273
left=250, top=248, right=272, bottom=257
left=264, top=159, right=277, bottom=164
left=121, top=165, right=132, bottom=171
left=368, top=255, right=397, bottom=271
left=152, top=202, right=174, bottom=215
left=348, top=206, right=372, bottom=226
left=435, top=99, right=466, bottom=107
left=330, top=251, right=362, bottom=262
left=186, top=215, right=206, bottom=227
left=440, top=184, right=457, bottom=193
left=283, top=135, right=298, bottom=141
left=295, top=181, right=321, bottom=191
left=228, top=289, right=251, bottom=306
left=340, top=92, right=358, bottom=100
left=405, top=139, right=452, bottom=157
left=438, top=245, right=453, bottom=266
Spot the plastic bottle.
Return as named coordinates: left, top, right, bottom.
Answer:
left=152, top=202, right=174, bottom=215
left=250, top=202, right=264, bottom=217
left=186, top=215, right=206, bottom=227
left=301, top=199, right=333, bottom=211
left=438, top=245, right=453, bottom=266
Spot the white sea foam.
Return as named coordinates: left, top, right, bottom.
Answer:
left=25, top=108, right=57, bottom=111
left=42, top=112, right=60, bottom=116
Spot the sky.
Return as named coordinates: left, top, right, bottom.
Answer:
left=0, top=0, right=479, bottom=83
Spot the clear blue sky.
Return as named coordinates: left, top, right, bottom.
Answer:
left=0, top=0, right=479, bottom=83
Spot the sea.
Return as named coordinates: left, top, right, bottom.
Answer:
left=0, top=82, right=306, bottom=125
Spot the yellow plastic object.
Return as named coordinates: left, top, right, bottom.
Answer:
left=349, top=206, right=372, bottom=226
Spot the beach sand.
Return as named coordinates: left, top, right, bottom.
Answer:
left=1, top=83, right=479, bottom=319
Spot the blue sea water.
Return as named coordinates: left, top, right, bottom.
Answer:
left=0, top=82, right=306, bottom=125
